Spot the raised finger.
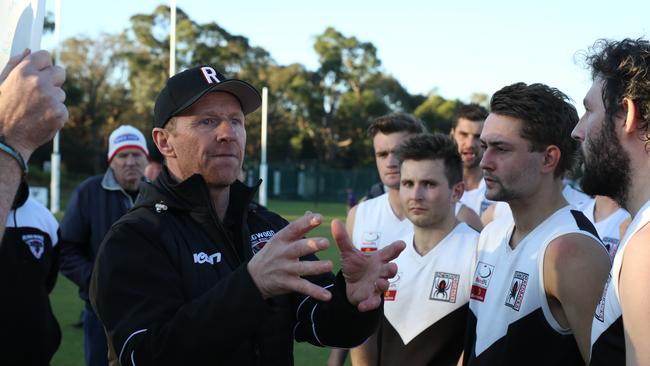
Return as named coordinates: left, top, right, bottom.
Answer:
left=378, top=240, right=406, bottom=262
left=286, top=237, right=329, bottom=258
left=379, top=262, right=398, bottom=279
left=274, top=213, right=323, bottom=242
left=288, top=277, right=332, bottom=302
left=331, top=218, right=354, bottom=254
left=291, top=259, right=333, bottom=277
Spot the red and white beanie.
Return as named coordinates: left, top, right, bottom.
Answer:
left=107, top=125, right=149, bottom=162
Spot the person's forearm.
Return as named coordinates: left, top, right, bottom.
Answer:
left=0, top=153, right=22, bottom=242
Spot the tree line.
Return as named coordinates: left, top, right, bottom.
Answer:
left=31, top=5, right=488, bottom=175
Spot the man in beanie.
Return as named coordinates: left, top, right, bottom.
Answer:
left=90, top=65, right=404, bottom=365
left=60, top=124, right=148, bottom=366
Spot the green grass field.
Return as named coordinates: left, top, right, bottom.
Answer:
left=50, top=199, right=352, bottom=366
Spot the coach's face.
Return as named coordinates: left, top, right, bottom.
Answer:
left=572, top=78, right=631, bottom=205
left=161, top=91, right=246, bottom=188
left=479, top=114, right=545, bottom=202
left=373, top=131, right=411, bottom=189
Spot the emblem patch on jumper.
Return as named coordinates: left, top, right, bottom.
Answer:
left=471, top=261, right=494, bottom=302
left=22, top=234, right=45, bottom=259
left=384, top=272, right=401, bottom=301
left=361, top=231, right=380, bottom=252
left=602, top=237, right=620, bottom=260
left=505, top=271, right=529, bottom=311
left=430, top=272, right=459, bottom=303
left=595, top=274, right=611, bottom=322
left=250, top=230, right=275, bottom=254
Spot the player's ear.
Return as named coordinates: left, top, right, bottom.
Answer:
left=451, top=180, right=464, bottom=202
left=541, top=145, right=561, bottom=174
left=622, top=97, right=642, bottom=135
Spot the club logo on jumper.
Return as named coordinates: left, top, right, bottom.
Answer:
left=22, top=234, right=45, bottom=259
left=250, top=230, right=276, bottom=254
left=505, top=271, right=529, bottom=311
left=384, top=272, right=401, bottom=301
left=430, top=272, right=460, bottom=303
left=595, top=274, right=611, bottom=322
left=602, top=237, right=620, bottom=260
left=470, top=261, right=494, bottom=302
left=361, top=231, right=380, bottom=252
left=193, top=251, right=222, bottom=265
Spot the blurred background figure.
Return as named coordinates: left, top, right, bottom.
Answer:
left=59, top=125, right=148, bottom=366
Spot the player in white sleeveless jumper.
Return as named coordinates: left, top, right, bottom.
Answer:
left=450, top=103, right=493, bottom=217
left=352, top=193, right=413, bottom=253
left=376, top=133, right=478, bottom=366
left=570, top=38, right=650, bottom=365
left=581, top=195, right=630, bottom=260
left=328, top=113, right=426, bottom=366
left=464, top=82, right=610, bottom=366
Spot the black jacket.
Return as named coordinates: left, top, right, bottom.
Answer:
left=60, top=169, right=136, bottom=302
left=90, top=168, right=380, bottom=365
left=0, top=195, right=61, bottom=365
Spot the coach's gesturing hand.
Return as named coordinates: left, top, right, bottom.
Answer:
left=248, top=212, right=334, bottom=301
left=331, top=219, right=405, bottom=312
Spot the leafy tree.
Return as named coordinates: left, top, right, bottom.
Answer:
left=59, top=33, right=138, bottom=173
left=414, top=92, right=460, bottom=133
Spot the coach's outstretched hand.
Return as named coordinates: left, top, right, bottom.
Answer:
left=248, top=212, right=335, bottom=301
left=331, top=219, right=405, bottom=312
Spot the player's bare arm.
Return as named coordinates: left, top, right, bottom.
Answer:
left=619, top=224, right=650, bottom=366
left=480, top=203, right=496, bottom=226
left=543, top=233, right=611, bottom=362
left=458, top=204, right=483, bottom=231
left=346, top=204, right=358, bottom=238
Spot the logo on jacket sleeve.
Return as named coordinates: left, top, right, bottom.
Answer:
left=471, top=261, right=494, bottom=302
left=505, top=271, right=529, bottom=311
left=193, top=252, right=222, bottom=265
left=250, top=230, right=275, bottom=254
left=22, top=234, right=45, bottom=259
left=430, top=272, right=460, bottom=303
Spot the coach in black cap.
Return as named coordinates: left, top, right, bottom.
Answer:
left=90, top=65, right=405, bottom=365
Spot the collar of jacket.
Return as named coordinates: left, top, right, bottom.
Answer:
left=144, top=165, right=261, bottom=214
left=102, top=168, right=140, bottom=206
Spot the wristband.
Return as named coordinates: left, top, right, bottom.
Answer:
left=0, top=136, right=28, bottom=176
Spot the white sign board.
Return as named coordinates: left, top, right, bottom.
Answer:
left=0, top=0, right=46, bottom=70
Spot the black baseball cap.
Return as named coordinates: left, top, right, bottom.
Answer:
left=154, top=65, right=262, bottom=128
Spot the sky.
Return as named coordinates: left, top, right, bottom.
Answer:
left=42, top=0, right=650, bottom=114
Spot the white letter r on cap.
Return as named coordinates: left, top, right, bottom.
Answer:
left=200, top=67, right=220, bottom=84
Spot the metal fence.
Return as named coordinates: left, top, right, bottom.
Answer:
left=244, top=161, right=379, bottom=203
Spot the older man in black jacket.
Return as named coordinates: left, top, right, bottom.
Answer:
left=90, top=65, right=404, bottom=365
